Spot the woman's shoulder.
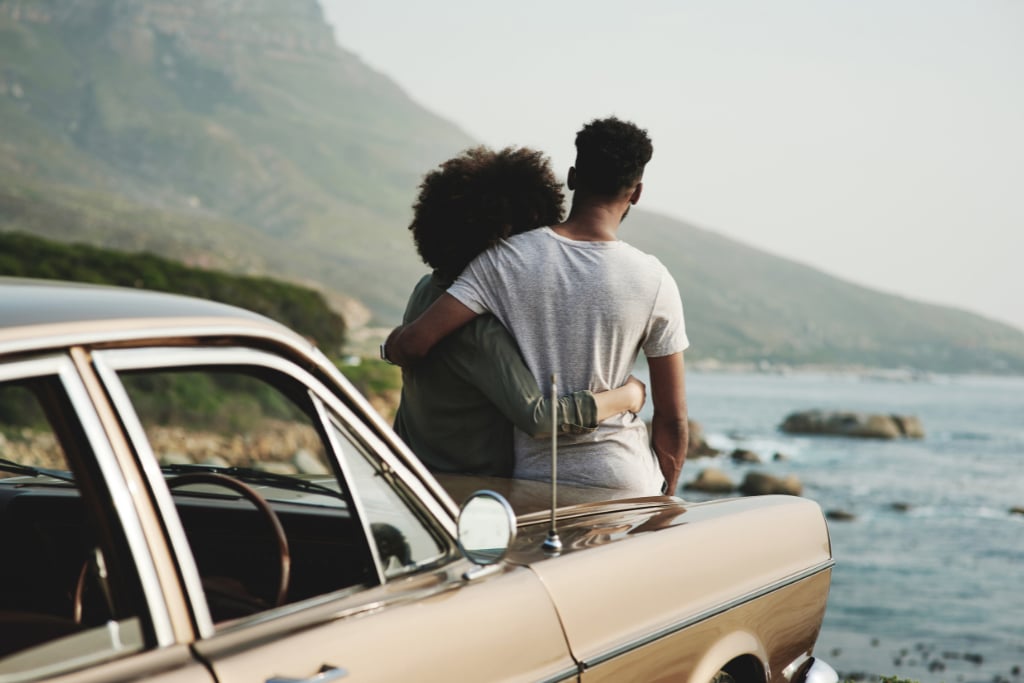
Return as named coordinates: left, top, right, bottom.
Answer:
left=403, top=273, right=446, bottom=321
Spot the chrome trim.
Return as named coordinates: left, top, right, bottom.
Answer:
left=456, top=490, right=518, bottom=567
left=314, top=395, right=386, bottom=586
left=305, top=345, right=461, bottom=522
left=581, top=559, right=836, bottom=669
left=794, top=658, right=839, bottom=683
left=59, top=356, right=176, bottom=646
left=267, top=665, right=349, bottom=683
left=91, top=351, right=216, bottom=638
left=0, top=354, right=71, bottom=383
left=0, top=321, right=305, bottom=360
left=782, top=653, right=813, bottom=681
left=536, top=665, right=581, bottom=683
left=19, top=354, right=179, bottom=646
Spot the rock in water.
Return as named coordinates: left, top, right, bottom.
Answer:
left=780, top=409, right=924, bottom=439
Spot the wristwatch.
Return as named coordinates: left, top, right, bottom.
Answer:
left=379, top=342, right=394, bottom=365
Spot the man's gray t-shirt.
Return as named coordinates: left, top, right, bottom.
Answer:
left=447, top=227, right=688, bottom=494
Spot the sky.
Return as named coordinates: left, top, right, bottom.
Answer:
left=322, top=0, right=1024, bottom=333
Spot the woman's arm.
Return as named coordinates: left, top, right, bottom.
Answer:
left=450, top=317, right=646, bottom=438
left=593, top=376, right=646, bottom=422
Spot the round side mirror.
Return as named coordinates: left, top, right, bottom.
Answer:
left=456, top=490, right=517, bottom=566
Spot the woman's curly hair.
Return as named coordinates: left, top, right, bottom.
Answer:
left=409, top=146, right=565, bottom=283
left=573, top=116, right=653, bottom=197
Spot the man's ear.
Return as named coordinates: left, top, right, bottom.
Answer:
left=567, top=166, right=577, bottom=191
left=629, top=181, right=643, bottom=205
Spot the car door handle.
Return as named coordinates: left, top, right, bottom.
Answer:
left=267, top=665, right=349, bottom=683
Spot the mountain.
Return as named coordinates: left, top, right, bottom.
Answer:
left=2, top=0, right=1023, bottom=373
left=0, top=0, right=473, bottom=320
left=626, top=212, right=1024, bottom=372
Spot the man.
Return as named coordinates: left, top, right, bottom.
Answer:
left=385, top=117, right=688, bottom=495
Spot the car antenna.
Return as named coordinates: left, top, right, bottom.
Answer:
left=542, top=373, right=563, bottom=555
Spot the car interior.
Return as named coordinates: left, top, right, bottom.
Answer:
left=0, top=367, right=392, bottom=661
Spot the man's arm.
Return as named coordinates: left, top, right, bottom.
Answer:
left=384, top=293, right=479, bottom=366
left=648, top=351, right=688, bottom=495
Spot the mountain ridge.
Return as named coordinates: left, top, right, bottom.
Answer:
left=1, top=0, right=1022, bottom=373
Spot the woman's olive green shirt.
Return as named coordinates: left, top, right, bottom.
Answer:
left=393, top=274, right=598, bottom=477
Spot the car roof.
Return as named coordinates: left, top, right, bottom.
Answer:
left=0, top=277, right=289, bottom=354
left=0, top=277, right=268, bottom=326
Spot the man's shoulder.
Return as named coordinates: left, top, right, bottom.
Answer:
left=617, top=238, right=670, bottom=270
left=504, top=227, right=553, bottom=247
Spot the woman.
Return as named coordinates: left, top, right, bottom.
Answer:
left=392, top=146, right=644, bottom=476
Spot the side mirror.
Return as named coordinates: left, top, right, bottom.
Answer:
left=456, top=490, right=516, bottom=566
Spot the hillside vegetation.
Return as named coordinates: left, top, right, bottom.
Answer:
left=0, top=0, right=471, bottom=319
left=2, top=0, right=1023, bottom=373
left=0, top=231, right=346, bottom=353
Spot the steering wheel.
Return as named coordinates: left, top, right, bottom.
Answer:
left=167, top=472, right=292, bottom=613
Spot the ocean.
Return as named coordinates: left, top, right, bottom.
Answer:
left=643, top=370, right=1024, bottom=683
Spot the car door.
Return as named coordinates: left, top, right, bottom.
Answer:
left=95, top=345, right=579, bottom=683
left=0, top=353, right=214, bottom=683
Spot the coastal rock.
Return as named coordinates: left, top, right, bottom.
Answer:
left=730, top=448, right=761, bottom=464
left=687, top=420, right=720, bottom=458
left=891, top=415, right=925, bottom=438
left=256, top=461, right=298, bottom=475
left=738, top=471, right=802, bottom=496
left=683, top=468, right=735, bottom=493
left=293, top=448, right=328, bottom=474
left=780, top=410, right=925, bottom=439
left=160, top=451, right=191, bottom=465
left=1010, top=506, right=1024, bottom=517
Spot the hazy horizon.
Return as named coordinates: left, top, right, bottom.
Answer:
left=323, top=0, right=1023, bottom=334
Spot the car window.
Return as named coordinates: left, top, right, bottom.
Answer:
left=326, top=414, right=446, bottom=578
left=105, top=351, right=446, bottom=629
left=0, top=365, right=148, bottom=679
left=116, top=364, right=377, bottom=626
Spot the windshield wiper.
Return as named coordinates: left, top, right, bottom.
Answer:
left=160, top=463, right=343, bottom=500
left=0, top=457, right=75, bottom=483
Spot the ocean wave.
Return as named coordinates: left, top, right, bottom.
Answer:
left=933, top=430, right=993, bottom=443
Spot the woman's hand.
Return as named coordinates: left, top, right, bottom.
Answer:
left=624, top=375, right=647, bottom=414
left=592, top=375, right=647, bottom=422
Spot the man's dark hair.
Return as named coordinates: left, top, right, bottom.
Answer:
left=409, top=146, right=564, bottom=283
left=573, top=116, right=653, bottom=197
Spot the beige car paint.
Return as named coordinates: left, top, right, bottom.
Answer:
left=580, top=571, right=832, bottom=682
left=0, top=280, right=837, bottom=683
left=194, top=563, right=578, bottom=683
left=520, top=496, right=832, bottom=666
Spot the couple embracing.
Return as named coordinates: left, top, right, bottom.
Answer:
left=384, top=117, right=689, bottom=497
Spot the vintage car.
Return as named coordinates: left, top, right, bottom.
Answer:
left=0, top=278, right=837, bottom=683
